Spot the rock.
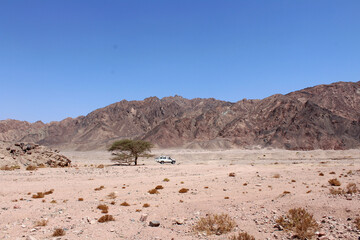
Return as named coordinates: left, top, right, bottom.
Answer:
left=173, top=218, right=184, bottom=225
left=149, top=221, right=160, bottom=227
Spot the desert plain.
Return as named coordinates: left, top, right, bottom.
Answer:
left=1, top=148, right=360, bottom=240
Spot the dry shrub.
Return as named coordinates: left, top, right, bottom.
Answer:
left=319, top=172, right=324, bottom=176
left=276, top=208, right=319, bottom=240
left=224, top=196, right=229, bottom=199
left=193, top=213, right=236, bottom=235
left=44, top=189, right=54, bottom=195
left=273, top=174, right=280, bottom=178
left=1, top=165, right=20, bottom=171
left=229, top=172, right=236, bottom=177
left=110, top=201, right=116, bottom=205
left=328, top=178, right=341, bottom=186
left=98, top=215, right=115, bottom=223
left=329, top=188, right=344, bottom=195
left=291, top=179, right=296, bottom=182
left=155, top=185, right=164, bottom=190
left=97, top=204, right=109, bottom=213
left=180, top=181, right=184, bottom=184
left=95, top=186, right=105, bottom=191
left=78, top=198, right=84, bottom=201
left=329, top=171, right=336, bottom=174
left=163, top=178, right=170, bottom=182
left=243, top=183, right=248, bottom=186
left=135, top=209, right=141, bottom=212
left=346, top=183, right=358, bottom=194
left=355, top=218, right=360, bottom=230
left=229, top=232, right=255, bottom=240
left=120, top=201, right=130, bottom=206
left=107, top=192, right=117, bottom=199
left=97, top=164, right=104, bottom=168
left=50, top=200, right=57, bottom=204
left=26, top=165, right=37, bottom=171
left=148, top=189, right=159, bottom=194
left=143, top=203, right=150, bottom=208
left=179, top=188, right=189, bottom=193
left=32, top=192, right=45, bottom=199
left=35, top=219, right=48, bottom=227
left=204, top=186, right=209, bottom=189
left=52, top=228, right=65, bottom=237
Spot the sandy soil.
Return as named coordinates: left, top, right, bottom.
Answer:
left=1, top=148, right=360, bottom=240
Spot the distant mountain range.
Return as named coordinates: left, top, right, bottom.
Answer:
left=1, top=81, right=360, bottom=150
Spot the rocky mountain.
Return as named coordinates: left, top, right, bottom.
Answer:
left=1, top=81, right=359, bottom=150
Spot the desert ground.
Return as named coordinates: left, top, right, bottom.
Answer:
left=1, top=148, right=360, bottom=240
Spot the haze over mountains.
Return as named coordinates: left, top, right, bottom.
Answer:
left=1, top=81, right=360, bottom=150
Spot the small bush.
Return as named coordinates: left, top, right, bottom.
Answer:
left=229, top=232, right=255, bottom=240
left=273, top=174, right=280, bottom=178
left=155, top=185, right=164, bottom=190
left=35, top=219, right=48, bottom=227
left=32, top=192, right=45, bottom=199
left=224, top=196, right=229, bottom=199
left=97, top=164, right=104, bottom=168
left=98, top=215, right=115, bottom=223
left=179, top=188, right=189, bottom=193
left=319, top=172, right=324, bottom=176
left=52, top=228, right=65, bottom=237
left=26, top=165, right=37, bottom=171
left=120, top=201, right=130, bottom=206
left=329, top=171, right=335, bottom=174
left=346, top=183, right=358, bottom=194
left=95, top=185, right=105, bottom=191
left=329, top=188, right=344, bottom=195
left=143, top=203, right=150, bottom=208
left=229, top=172, right=236, bottom=177
left=148, top=189, right=159, bottom=194
left=78, top=198, right=84, bottom=201
left=50, top=200, right=57, bottom=204
left=97, top=204, right=109, bottom=213
left=110, top=201, right=116, bottom=205
left=276, top=208, right=318, bottom=240
left=163, top=178, right=170, bottom=182
left=328, top=178, right=341, bottom=186
left=193, top=213, right=236, bottom=235
left=107, top=192, right=117, bottom=199
left=355, top=218, right=360, bottom=230
left=44, top=189, right=54, bottom=195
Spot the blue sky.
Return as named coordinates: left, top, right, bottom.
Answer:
left=1, top=1, right=359, bottom=123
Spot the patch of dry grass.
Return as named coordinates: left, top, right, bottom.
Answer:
left=143, top=203, right=150, bottom=208
left=98, top=215, right=115, bottom=223
left=276, top=208, right=319, bottom=240
left=52, top=228, right=65, bottom=237
left=78, top=198, right=84, bottom=201
left=97, top=204, right=109, bottom=213
left=120, top=201, right=130, bottom=206
left=26, top=165, right=37, bottom=171
left=229, top=232, right=256, bottom=240
left=193, top=213, right=236, bottom=235
left=163, top=178, right=170, bottom=182
left=179, top=188, right=189, bottom=193
left=273, top=173, right=280, bottom=178
left=32, top=192, right=45, bottom=199
left=328, top=178, right=341, bottom=186
left=155, top=185, right=164, bottom=190
left=95, top=185, right=105, bottom=191
left=148, top=189, right=159, bottom=194
left=35, top=219, right=48, bottom=227
left=107, top=192, right=117, bottom=199
left=0, top=165, right=20, bottom=171
left=229, top=172, right=236, bottom=177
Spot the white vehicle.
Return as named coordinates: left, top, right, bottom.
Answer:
left=155, top=156, right=176, bottom=164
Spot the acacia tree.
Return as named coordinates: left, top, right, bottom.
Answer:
left=108, top=139, right=153, bottom=165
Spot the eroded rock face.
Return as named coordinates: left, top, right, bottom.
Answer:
left=0, top=142, right=71, bottom=168
left=0, top=81, right=359, bottom=150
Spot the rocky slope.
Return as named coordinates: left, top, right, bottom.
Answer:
left=1, top=81, right=359, bottom=150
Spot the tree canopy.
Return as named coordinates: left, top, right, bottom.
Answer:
left=108, top=139, right=153, bottom=165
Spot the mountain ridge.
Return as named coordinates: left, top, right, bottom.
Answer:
left=1, top=81, right=359, bottom=150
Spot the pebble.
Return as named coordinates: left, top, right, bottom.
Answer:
left=149, top=221, right=160, bottom=227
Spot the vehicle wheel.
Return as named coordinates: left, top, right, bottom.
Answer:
left=171, top=161, right=175, bottom=164
left=160, top=161, right=164, bottom=164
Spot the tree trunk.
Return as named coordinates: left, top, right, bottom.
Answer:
left=134, top=155, right=138, bottom=165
